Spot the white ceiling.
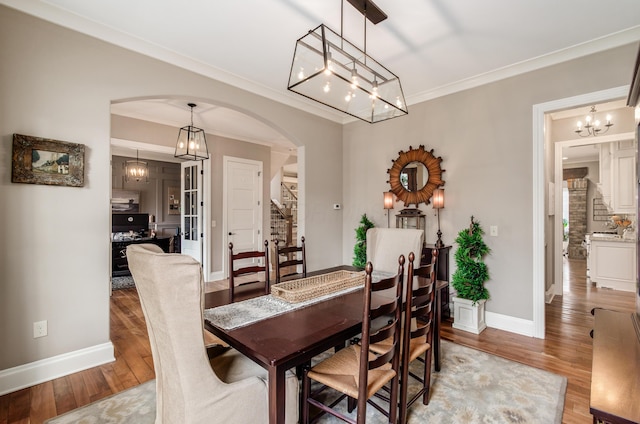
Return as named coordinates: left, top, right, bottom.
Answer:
left=3, top=0, right=640, bottom=147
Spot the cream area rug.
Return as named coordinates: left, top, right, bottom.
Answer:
left=45, top=341, right=566, bottom=424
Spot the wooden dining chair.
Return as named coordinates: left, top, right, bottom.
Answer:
left=398, top=249, right=438, bottom=423
left=228, top=240, right=270, bottom=302
left=366, top=249, right=437, bottom=423
left=301, top=257, right=405, bottom=424
left=274, top=236, right=306, bottom=284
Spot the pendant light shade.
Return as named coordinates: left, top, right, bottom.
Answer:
left=124, top=150, right=149, bottom=183
left=287, top=1, right=407, bottom=123
left=175, top=103, right=209, bottom=160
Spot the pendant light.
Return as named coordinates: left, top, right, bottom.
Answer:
left=124, top=150, right=149, bottom=183
left=287, top=0, right=407, bottom=123
left=175, top=103, right=209, bottom=160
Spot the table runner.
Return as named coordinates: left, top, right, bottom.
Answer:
left=204, top=270, right=393, bottom=330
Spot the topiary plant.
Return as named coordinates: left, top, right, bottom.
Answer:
left=353, top=214, right=375, bottom=268
left=451, top=216, right=490, bottom=304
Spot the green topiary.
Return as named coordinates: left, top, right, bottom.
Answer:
left=451, top=216, right=490, bottom=304
left=353, top=214, right=375, bottom=268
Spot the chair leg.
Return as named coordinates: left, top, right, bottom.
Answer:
left=347, top=396, right=357, bottom=413
left=389, top=374, right=399, bottom=424
left=301, top=368, right=311, bottom=424
left=398, top=358, right=410, bottom=424
left=423, top=349, right=433, bottom=405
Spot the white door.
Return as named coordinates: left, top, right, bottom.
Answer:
left=224, top=157, right=263, bottom=276
left=181, top=160, right=202, bottom=263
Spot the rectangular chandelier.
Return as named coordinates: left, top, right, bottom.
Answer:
left=288, top=23, right=408, bottom=124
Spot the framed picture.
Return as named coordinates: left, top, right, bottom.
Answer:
left=11, top=134, right=85, bottom=187
left=168, top=186, right=180, bottom=215
left=112, top=189, right=140, bottom=213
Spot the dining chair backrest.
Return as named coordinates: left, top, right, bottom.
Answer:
left=274, top=236, right=306, bottom=284
left=358, top=257, right=405, bottom=422
left=398, top=249, right=438, bottom=423
left=366, top=228, right=424, bottom=274
left=228, top=240, right=269, bottom=301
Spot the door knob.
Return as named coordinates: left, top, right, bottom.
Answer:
left=229, top=232, right=235, bottom=236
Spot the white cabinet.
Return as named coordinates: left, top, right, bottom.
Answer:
left=598, top=140, right=637, bottom=214
left=590, top=239, right=636, bottom=292
left=611, top=140, right=636, bottom=214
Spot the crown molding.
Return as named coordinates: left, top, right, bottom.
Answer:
left=3, top=1, right=639, bottom=124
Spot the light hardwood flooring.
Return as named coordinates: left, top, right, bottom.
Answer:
left=0, top=258, right=636, bottom=423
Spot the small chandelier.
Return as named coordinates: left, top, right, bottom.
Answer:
left=175, top=103, right=209, bottom=160
left=124, top=150, right=148, bottom=183
left=575, top=105, right=613, bottom=137
left=287, top=0, right=407, bottom=124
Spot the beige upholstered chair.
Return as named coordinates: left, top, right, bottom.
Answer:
left=301, top=257, right=405, bottom=424
left=366, top=228, right=424, bottom=274
left=127, top=244, right=298, bottom=424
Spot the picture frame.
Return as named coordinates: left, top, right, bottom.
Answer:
left=112, top=189, right=140, bottom=213
left=168, top=186, right=180, bottom=215
left=11, top=134, right=85, bottom=187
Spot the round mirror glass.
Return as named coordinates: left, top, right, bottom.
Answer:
left=400, top=161, right=429, bottom=192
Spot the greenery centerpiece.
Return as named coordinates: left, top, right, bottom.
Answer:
left=452, top=216, right=490, bottom=304
left=353, top=214, right=375, bottom=268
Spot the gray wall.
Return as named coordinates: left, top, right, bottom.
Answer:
left=342, top=43, right=638, bottom=321
left=0, top=5, right=342, bottom=376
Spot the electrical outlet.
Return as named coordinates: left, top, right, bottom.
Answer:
left=333, top=204, right=341, bottom=210
left=33, top=320, right=47, bottom=338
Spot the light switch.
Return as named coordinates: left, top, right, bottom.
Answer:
left=490, top=225, right=498, bottom=237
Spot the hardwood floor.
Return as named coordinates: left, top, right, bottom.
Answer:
left=0, top=258, right=635, bottom=423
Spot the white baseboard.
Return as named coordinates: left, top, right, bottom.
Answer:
left=208, top=270, right=224, bottom=282
left=545, top=284, right=556, bottom=304
left=0, top=342, right=115, bottom=396
left=485, top=311, right=535, bottom=337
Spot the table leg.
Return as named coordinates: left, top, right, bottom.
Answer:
left=268, top=366, right=286, bottom=424
left=434, top=286, right=442, bottom=372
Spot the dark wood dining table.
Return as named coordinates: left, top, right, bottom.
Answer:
left=204, top=265, right=445, bottom=424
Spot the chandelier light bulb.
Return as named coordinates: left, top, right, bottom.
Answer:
left=345, top=92, right=352, bottom=102
left=574, top=105, right=614, bottom=138
left=323, top=82, right=330, bottom=93
left=297, top=68, right=305, bottom=80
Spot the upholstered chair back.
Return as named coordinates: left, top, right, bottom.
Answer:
left=366, top=228, right=424, bottom=274
left=126, top=244, right=273, bottom=423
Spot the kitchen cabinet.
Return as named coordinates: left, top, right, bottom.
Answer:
left=612, top=140, right=636, bottom=214
left=590, top=237, right=636, bottom=292
left=112, top=237, right=170, bottom=276
left=598, top=140, right=637, bottom=214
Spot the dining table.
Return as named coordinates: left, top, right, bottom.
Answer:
left=203, top=265, right=446, bottom=424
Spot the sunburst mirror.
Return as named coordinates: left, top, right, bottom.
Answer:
left=387, top=145, right=445, bottom=207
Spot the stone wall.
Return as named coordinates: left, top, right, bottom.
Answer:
left=567, top=178, right=587, bottom=258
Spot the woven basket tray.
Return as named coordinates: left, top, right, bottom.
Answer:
left=271, top=270, right=365, bottom=303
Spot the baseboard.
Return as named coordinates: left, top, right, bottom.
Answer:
left=486, top=311, right=535, bottom=337
left=208, top=270, right=224, bottom=282
left=0, top=342, right=115, bottom=396
left=545, top=284, right=556, bottom=304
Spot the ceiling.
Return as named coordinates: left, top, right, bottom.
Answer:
left=3, top=0, right=640, bottom=147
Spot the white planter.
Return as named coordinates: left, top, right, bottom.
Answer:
left=452, top=297, right=487, bottom=334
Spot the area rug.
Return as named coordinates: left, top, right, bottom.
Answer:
left=45, top=341, right=566, bottom=424
left=111, top=275, right=135, bottom=290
